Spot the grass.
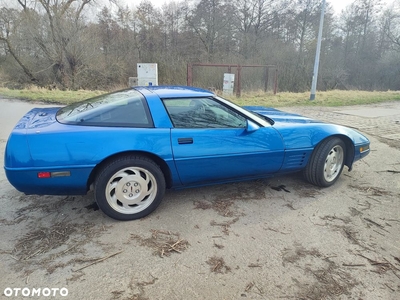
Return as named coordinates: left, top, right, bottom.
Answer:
left=0, top=86, right=103, bottom=104
left=0, top=86, right=399, bottom=107
left=227, top=90, right=400, bottom=107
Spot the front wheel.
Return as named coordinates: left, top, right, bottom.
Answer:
left=304, top=137, right=346, bottom=187
left=94, top=156, right=165, bottom=221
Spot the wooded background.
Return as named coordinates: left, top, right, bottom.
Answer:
left=1, top=0, right=399, bottom=92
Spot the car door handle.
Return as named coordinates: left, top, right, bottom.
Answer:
left=178, top=138, right=193, bottom=144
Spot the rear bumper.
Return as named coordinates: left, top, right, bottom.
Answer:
left=5, top=166, right=93, bottom=195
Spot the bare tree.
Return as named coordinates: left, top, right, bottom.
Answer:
left=0, top=0, right=94, bottom=88
left=0, top=7, right=39, bottom=83
left=0, top=0, right=398, bottom=91
left=186, top=0, right=236, bottom=61
left=382, top=4, right=400, bottom=49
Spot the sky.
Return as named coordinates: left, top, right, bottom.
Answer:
left=0, top=0, right=393, bottom=16
left=145, top=0, right=393, bottom=15
left=329, top=0, right=392, bottom=14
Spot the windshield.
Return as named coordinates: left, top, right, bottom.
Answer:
left=56, top=89, right=153, bottom=127
left=214, top=95, right=273, bottom=126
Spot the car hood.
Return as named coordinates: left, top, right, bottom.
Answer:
left=243, top=106, right=321, bottom=125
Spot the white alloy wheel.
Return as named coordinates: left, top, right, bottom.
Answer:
left=95, top=156, right=165, bottom=221
left=323, top=144, right=344, bottom=183
left=106, top=167, right=158, bottom=214
left=304, top=137, right=347, bottom=187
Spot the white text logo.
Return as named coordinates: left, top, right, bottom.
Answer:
left=4, top=287, right=68, bottom=297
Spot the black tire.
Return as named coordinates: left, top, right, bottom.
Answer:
left=94, top=156, right=165, bottom=221
left=304, top=137, right=346, bottom=187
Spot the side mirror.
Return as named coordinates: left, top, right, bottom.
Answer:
left=246, top=120, right=260, bottom=133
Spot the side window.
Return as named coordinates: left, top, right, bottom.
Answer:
left=57, top=89, right=153, bottom=127
left=163, top=98, right=246, bottom=128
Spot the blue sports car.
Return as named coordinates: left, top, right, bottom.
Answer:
left=4, top=86, right=370, bottom=220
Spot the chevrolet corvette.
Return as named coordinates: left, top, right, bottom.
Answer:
left=4, top=86, right=370, bottom=220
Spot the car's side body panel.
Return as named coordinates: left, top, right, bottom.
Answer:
left=170, top=126, right=285, bottom=185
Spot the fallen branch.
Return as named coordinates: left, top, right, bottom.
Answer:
left=167, top=239, right=183, bottom=253
left=73, top=250, right=123, bottom=272
left=265, top=227, right=291, bottom=235
left=248, top=263, right=262, bottom=268
left=364, top=218, right=389, bottom=232
left=245, top=282, right=254, bottom=292
left=393, top=270, right=400, bottom=280
left=357, top=254, right=378, bottom=263
left=342, top=263, right=366, bottom=267
left=387, top=170, right=400, bottom=174
left=393, top=256, right=400, bottom=264
left=364, top=218, right=384, bottom=228
left=212, top=262, right=221, bottom=272
left=384, top=283, right=395, bottom=292
left=373, top=230, right=386, bottom=236
left=357, top=254, right=400, bottom=273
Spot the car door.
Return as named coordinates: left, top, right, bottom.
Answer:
left=163, top=97, right=285, bottom=185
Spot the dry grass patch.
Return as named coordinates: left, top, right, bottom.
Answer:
left=228, top=90, right=400, bottom=107
left=206, top=256, right=231, bottom=274
left=210, top=217, right=239, bottom=235
left=10, top=221, right=103, bottom=262
left=194, top=199, right=237, bottom=217
left=1, top=87, right=400, bottom=107
left=349, top=185, right=391, bottom=197
left=12, top=222, right=78, bottom=260
left=131, top=230, right=189, bottom=257
left=0, top=86, right=103, bottom=104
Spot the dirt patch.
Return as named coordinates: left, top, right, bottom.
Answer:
left=282, top=245, right=322, bottom=265
left=131, top=230, right=189, bottom=257
left=299, top=262, right=359, bottom=299
left=338, top=226, right=369, bottom=249
left=206, top=256, right=231, bottom=274
left=111, top=275, right=158, bottom=300
left=283, top=245, right=359, bottom=299
left=378, top=137, right=400, bottom=150
left=194, top=199, right=241, bottom=217
left=214, top=180, right=268, bottom=201
left=16, top=195, right=77, bottom=215
left=210, top=217, right=239, bottom=235
left=295, top=186, right=322, bottom=198
left=320, top=215, right=352, bottom=224
left=11, top=222, right=78, bottom=261
left=6, top=212, right=111, bottom=275
left=349, top=184, right=392, bottom=197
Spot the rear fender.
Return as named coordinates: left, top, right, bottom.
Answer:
left=4, top=133, right=33, bottom=168
left=87, top=151, right=178, bottom=191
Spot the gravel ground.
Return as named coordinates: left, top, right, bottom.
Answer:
left=0, top=99, right=399, bottom=300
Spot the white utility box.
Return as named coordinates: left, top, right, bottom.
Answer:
left=223, top=73, right=235, bottom=95
left=137, top=63, right=158, bottom=86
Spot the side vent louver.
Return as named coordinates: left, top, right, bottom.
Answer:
left=286, top=152, right=307, bottom=168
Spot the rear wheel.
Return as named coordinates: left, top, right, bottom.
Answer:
left=94, top=156, right=165, bottom=221
left=304, top=137, right=346, bottom=187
